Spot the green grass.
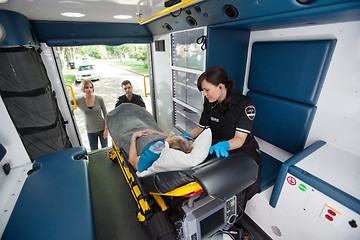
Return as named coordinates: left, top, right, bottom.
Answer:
left=113, top=61, right=149, bottom=75
left=64, top=74, right=75, bottom=85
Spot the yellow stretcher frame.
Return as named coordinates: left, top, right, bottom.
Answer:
left=108, top=140, right=203, bottom=222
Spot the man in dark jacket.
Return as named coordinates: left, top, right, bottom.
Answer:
left=115, top=80, right=146, bottom=109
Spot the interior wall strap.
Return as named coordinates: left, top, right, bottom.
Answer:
left=0, top=85, right=50, bottom=98
left=17, top=115, right=59, bottom=136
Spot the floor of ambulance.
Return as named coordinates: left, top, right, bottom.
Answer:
left=88, top=147, right=271, bottom=240
left=88, top=147, right=151, bottom=240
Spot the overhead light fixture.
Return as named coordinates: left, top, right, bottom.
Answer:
left=0, top=24, right=6, bottom=42
left=60, top=12, right=85, bottom=18
left=113, top=15, right=133, bottom=20
left=0, top=0, right=9, bottom=3
left=58, top=1, right=84, bottom=8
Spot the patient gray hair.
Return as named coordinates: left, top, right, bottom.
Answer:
left=167, top=136, right=193, bottom=154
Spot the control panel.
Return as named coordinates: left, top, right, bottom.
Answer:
left=225, top=195, right=237, bottom=229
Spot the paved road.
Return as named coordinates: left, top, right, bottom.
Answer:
left=69, top=59, right=151, bottom=151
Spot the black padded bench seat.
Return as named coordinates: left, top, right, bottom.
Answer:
left=3, top=147, right=95, bottom=240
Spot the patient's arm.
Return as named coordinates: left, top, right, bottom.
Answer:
left=144, top=129, right=168, bottom=137
left=128, top=130, right=148, bottom=170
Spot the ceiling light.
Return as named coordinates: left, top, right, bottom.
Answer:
left=61, top=12, right=85, bottom=18
left=58, top=1, right=84, bottom=8
left=0, top=24, right=6, bottom=42
left=0, top=0, right=9, bottom=3
left=113, top=15, right=133, bottom=20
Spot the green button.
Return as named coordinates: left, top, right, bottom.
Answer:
left=299, top=184, right=307, bottom=191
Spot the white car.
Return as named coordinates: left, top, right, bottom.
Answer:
left=75, top=64, right=99, bottom=83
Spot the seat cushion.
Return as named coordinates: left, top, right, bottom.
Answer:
left=248, top=91, right=317, bottom=154
left=3, top=147, right=95, bottom=240
left=248, top=40, right=336, bottom=105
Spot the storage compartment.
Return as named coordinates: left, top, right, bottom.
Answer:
left=173, top=69, right=203, bottom=110
left=171, top=28, right=205, bottom=71
left=174, top=102, right=200, bottom=132
left=171, top=27, right=205, bottom=132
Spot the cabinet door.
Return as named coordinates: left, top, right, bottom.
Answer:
left=173, top=70, right=203, bottom=110
left=186, top=72, right=203, bottom=110
left=174, top=102, right=200, bottom=132
left=171, top=28, right=205, bottom=70
left=171, top=27, right=206, bottom=132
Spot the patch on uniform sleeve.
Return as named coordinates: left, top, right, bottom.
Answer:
left=245, top=105, right=256, bottom=120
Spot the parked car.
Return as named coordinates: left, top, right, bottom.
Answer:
left=75, top=64, right=99, bottom=83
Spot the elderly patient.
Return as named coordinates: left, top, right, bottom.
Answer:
left=128, top=129, right=193, bottom=172
left=106, top=103, right=211, bottom=176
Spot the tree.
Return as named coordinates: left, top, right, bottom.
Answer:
left=105, top=46, right=121, bottom=58
left=54, top=44, right=148, bottom=67
left=64, top=48, right=73, bottom=67
left=130, top=45, right=147, bottom=63
left=54, top=47, right=66, bottom=70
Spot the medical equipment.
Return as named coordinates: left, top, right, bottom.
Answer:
left=106, top=104, right=259, bottom=239
left=175, top=195, right=237, bottom=240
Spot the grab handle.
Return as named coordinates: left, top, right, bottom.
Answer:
left=143, top=75, right=149, bottom=97
left=66, top=84, right=77, bottom=110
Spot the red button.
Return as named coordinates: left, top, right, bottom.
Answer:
left=325, top=214, right=333, bottom=221
left=328, top=209, right=336, bottom=216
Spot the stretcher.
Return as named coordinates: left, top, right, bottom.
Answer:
left=108, top=141, right=259, bottom=238
left=106, top=104, right=259, bottom=239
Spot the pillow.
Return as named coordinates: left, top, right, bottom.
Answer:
left=137, top=128, right=212, bottom=177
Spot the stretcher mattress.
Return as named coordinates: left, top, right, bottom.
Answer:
left=107, top=103, right=166, bottom=157
left=107, top=103, right=259, bottom=200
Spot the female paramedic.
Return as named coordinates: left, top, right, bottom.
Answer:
left=184, top=66, right=261, bottom=202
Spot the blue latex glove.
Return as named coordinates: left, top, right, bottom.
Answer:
left=179, top=132, right=190, bottom=139
left=209, top=141, right=230, bottom=158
